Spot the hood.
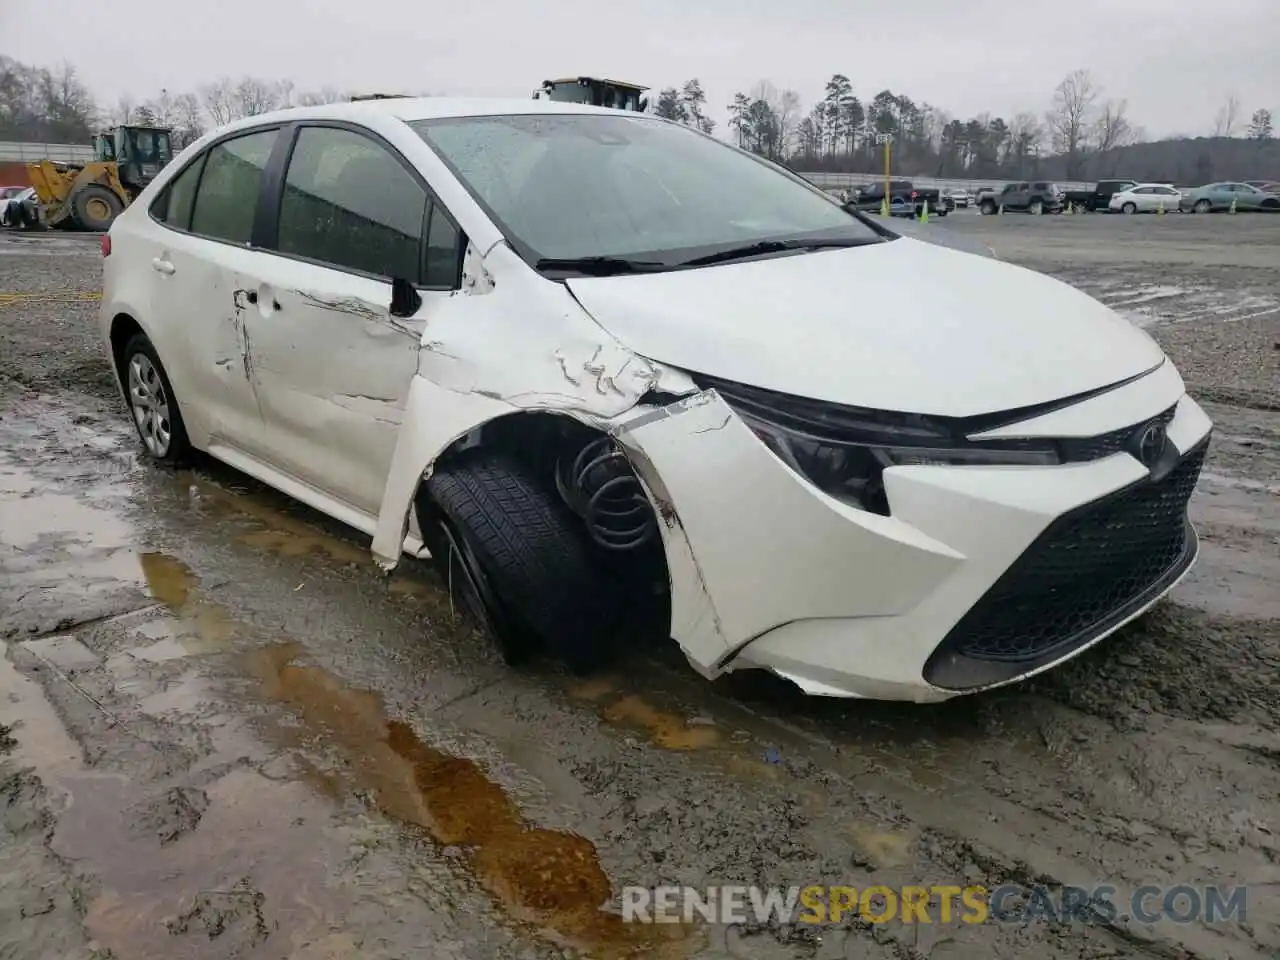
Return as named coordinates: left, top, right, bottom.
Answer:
left=565, top=237, right=1165, bottom=418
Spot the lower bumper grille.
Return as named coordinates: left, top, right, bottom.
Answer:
left=924, top=440, right=1207, bottom=690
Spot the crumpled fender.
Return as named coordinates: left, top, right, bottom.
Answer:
left=369, top=241, right=697, bottom=569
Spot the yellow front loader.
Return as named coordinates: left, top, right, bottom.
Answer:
left=24, top=125, right=174, bottom=232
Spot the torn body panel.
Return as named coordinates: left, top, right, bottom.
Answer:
left=610, top=392, right=966, bottom=676
left=230, top=261, right=437, bottom=515
left=370, top=241, right=696, bottom=570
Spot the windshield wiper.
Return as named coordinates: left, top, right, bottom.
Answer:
left=534, top=256, right=668, bottom=276
left=677, top=237, right=879, bottom=268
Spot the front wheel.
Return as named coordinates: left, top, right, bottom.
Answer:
left=120, top=333, right=191, bottom=464
left=424, top=449, right=626, bottom=675
left=1030, top=199, right=1044, bottom=215
left=72, top=185, right=124, bottom=231
left=1194, top=199, right=1212, bottom=214
left=980, top=200, right=997, bottom=215
left=1122, top=202, right=1137, bottom=214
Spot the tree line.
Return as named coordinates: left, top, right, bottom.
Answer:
left=2, top=55, right=1274, bottom=183
left=652, top=70, right=1275, bottom=183
left=0, top=56, right=358, bottom=149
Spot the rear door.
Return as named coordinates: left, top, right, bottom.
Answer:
left=232, top=122, right=468, bottom=515
left=144, top=125, right=283, bottom=454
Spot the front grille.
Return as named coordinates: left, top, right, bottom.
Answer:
left=1059, top=405, right=1176, bottom=462
left=924, top=441, right=1207, bottom=688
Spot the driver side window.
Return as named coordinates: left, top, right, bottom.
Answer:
left=273, top=125, right=465, bottom=288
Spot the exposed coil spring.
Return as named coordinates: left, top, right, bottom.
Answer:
left=555, top=437, right=657, bottom=551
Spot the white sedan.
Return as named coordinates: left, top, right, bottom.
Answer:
left=97, top=98, right=1212, bottom=702
left=1109, top=183, right=1182, bottom=214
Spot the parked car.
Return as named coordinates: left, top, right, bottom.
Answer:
left=98, top=97, right=1213, bottom=702
left=1180, top=181, right=1280, bottom=213
left=852, top=179, right=947, bottom=217
left=977, top=181, right=1064, bottom=215
left=1107, top=183, right=1182, bottom=214
left=948, top=189, right=969, bottom=208
left=1061, top=180, right=1137, bottom=212
left=0, top=186, right=37, bottom=229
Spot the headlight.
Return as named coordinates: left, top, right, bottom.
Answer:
left=699, top=376, right=1060, bottom=515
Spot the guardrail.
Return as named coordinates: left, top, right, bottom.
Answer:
left=0, top=141, right=96, bottom=164
left=795, top=171, right=1094, bottom=194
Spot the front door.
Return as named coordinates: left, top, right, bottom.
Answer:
left=234, top=123, right=467, bottom=515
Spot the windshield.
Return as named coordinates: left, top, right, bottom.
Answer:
left=410, top=113, right=879, bottom=266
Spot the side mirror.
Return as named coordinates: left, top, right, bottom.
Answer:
left=389, top=276, right=422, bottom=318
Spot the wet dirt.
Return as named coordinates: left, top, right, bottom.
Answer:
left=1, top=222, right=1278, bottom=959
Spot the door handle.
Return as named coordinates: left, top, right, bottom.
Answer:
left=151, top=258, right=175, bottom=275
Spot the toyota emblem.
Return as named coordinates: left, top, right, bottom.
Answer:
left=1135, top=421, right=1167, bottom=467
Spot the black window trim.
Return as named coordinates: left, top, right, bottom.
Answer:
left=147, top=122, right=287, bottom=246
left=256, top=118, right=467, bottom=292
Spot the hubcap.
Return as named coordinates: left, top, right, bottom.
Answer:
left=127, top=353, right=171, bottom=457
left=86, top=197, right=111, bottom=222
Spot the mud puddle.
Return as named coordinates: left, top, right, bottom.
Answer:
left=248, top=643, right=699, bottom=958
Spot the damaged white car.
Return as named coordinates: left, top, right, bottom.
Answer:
left=98, top=98, right=1213, bottom=702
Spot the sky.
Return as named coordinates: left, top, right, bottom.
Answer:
left=4, top=0, right=1277, bottom=141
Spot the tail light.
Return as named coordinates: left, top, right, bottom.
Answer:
left=100, top=233, right=111, bottom=257
left=911, top=191, right=918, bottom=199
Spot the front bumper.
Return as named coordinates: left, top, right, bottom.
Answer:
left=616, top=380, right=1213, bottom=702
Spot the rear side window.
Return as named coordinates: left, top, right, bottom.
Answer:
left=276, top=126, right=427, bottom=282
left=150, top=154, right=206, bottom=230
left=190, top=128, right=279, bottom=244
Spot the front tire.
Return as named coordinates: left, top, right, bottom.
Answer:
left=1030, top=199, right=1044, bottom=215
left=1122, top=202, right=1137, bottom=214
left=120, top=333, right=190, bottom=464
left=1194, top=199, right=1212, bottom=214
left=424, top=449, right=625, bottom=675
left=72, top=185, right=124, bottom=232
left=980, top=200, right=997, bottom=215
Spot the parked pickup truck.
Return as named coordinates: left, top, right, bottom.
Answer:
left=1061, top=179, right=1138, bottom=212
left=851, top=179, right=948, bottom=217
left=976, top=181, right=1064, bottom=215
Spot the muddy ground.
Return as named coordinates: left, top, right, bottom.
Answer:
left=0, top=216, right=1277, bottom=960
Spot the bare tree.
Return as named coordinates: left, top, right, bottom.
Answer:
left=199, top=77, right=236, bottom=126
left=170, top=92, right=205, bottom=147
left=1213, top=94, right=1241, bottom=136
left=232, top=76, right=281, bottom=117
left=144, top=88, right=175, bottom=127
left=295, top=87, right=349, bottom=106
left=114, top=95, right=135, bottom=125
left=1094, top=99, right=1134, bottom=153
left=1008, top=111, right=1044, bottom=177
left=1045, top=69, right=1098, bottom=179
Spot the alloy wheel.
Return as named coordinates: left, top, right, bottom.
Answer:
left=127, top=352, right=171, bottom=457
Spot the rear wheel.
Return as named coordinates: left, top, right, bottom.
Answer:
left=120, top=333, right=190, bottom=464
left=72, top=185, right=123, bottom=231
left=423, top=449, right=625, bottom=674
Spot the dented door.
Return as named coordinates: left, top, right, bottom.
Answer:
left=148, top=233, right=270, bottom=455
left=232, top=254, right=435, bottom=515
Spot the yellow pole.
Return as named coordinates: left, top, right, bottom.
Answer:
left=883, top=138, right=891, bottom=199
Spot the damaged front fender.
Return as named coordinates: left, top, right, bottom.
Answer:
left=610, top=391, right=965, bottom=678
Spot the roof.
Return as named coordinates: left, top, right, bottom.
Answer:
left=544, top=77, right=650, bottom=92
left=222, top=96, right=647, bottom=129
